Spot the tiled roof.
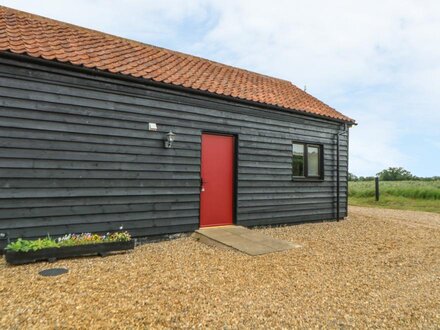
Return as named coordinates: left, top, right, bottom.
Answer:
left=0, top=6, right=354, bottom=123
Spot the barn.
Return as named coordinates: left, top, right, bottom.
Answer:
left=0, top=6, right=355, bottom=250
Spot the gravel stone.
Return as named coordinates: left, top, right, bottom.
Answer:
left=1, top=206, right=439, bottom=329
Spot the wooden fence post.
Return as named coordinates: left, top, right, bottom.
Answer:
left=375, top=176, right=380, bottom=201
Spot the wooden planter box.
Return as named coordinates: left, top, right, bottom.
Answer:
left=4, top=240, right=135, bottom=265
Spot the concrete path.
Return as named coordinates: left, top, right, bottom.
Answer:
left=192, top=225, right=301, bottom=256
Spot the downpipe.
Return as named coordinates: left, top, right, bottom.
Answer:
left=336, top=124, right=348, bottom=221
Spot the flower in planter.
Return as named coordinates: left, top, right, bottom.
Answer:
left=106, top=231, right=131, bottom=242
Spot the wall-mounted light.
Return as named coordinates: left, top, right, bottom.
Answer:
left=164, top=131, right=176, bottom=149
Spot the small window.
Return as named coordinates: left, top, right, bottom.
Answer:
left=292, top=142, right=323, bottom=179
left=307, top=145, right=320, bottom=177
left=292, top=143, right=305, bottom=177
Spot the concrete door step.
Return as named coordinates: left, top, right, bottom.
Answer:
left=192, top=225, right=301, bottom=256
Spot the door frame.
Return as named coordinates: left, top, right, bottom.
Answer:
left=200, top=130, right=238, bottom=227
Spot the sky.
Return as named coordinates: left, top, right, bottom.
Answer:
left=1, top=0, right=439, bottom=177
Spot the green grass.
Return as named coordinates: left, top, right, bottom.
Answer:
left=348, top=180, right=440, bottom=213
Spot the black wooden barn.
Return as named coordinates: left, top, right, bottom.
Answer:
left=0, top=7, right=355, bottom=250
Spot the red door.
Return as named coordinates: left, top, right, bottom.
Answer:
left=200, top=133, right=235, bottom=227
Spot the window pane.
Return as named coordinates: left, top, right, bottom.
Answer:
left=307, top=146, right=320, bottom=177
left=292, top=143, right=304, bottom=176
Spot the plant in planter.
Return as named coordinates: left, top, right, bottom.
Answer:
left=6, top=237, right=60, bottom=252
left=56, top=231, right=132, bottom=247
left=4, top=231, right=134, bottom=265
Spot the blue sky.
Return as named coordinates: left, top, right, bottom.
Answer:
left=2, top=0, right=439, bottom=177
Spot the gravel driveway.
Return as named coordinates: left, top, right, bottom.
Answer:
left=1, top=206, right=439, bottom=329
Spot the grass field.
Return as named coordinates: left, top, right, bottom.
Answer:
left=348, top=180, right=440, bottom=213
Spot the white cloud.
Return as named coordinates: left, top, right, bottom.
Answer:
left=349, top=114, right=408, bottom=175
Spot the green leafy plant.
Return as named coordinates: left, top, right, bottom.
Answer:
left=5, top=239, right=31, bottom=252
left=5, top=231, right=132, bottom=252
left=5, top=237, right=60, bottom=252
left=376, top=167, right=415, bottom=181
left=30, top=238, right=60, bottom=250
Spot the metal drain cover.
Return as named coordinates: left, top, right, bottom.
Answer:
left=39, top=268, right=69, bottom=277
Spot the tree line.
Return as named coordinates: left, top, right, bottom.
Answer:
left=349, top=167, right=440, bottom=181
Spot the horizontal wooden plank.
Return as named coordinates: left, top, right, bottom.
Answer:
left=0, top=114, right=200, bottom=145
left=0, top=178, right=199, bottom=189
left=238, top=180, right=346, bottom=188
left=238, top=155, right=348, bottom=165
left=238, top=192, right=346, bottom=201
left=0, top=147, right=199, bottom=163
left=0, top=200, right=199, bottom=220
left=238, top=212, right=346, bottom=226
left=0, top=194, right=199, bottom=209
left=237, top=197, right=338, bottom=208
left=0, top=208, right=199, bottom=230
left=238, top=167, right=347, bottom=176
left=0, top=168, right=200, bottom=179
left=0, top=126, right=200, bottom=145
left=0, top=158, right=200, bottom=171
left=0, top=135, right=200, bottom=153
left=0, top=187, right=199, bottom=199
left=239, top=202, right=341, bottom=214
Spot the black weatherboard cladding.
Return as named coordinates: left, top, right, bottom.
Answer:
left=0, top=55, right=349, bottom=249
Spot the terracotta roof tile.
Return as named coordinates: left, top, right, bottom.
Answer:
left=0, top=6, right=354, bottom=123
